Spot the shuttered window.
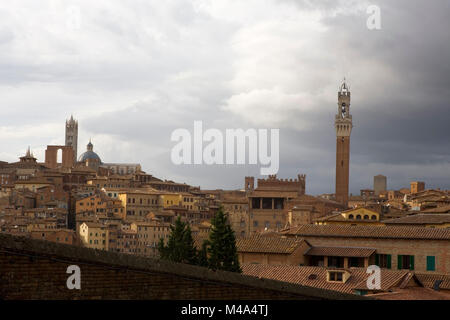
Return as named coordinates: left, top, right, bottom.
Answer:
left=426, top=256, right=436, bottom=271
left=376, top=254, right=392, bottom=269
left=398, top=255, right=414, bottom=270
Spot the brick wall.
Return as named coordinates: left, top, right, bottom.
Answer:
left=0, top=233, right=361, bottom=300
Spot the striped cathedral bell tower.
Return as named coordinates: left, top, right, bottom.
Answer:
left=65, top=115, right=78, bottom=163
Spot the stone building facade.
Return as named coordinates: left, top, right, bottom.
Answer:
left=246, top=174, right=306, bottom=233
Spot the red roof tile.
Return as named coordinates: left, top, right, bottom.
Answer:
left=283, top=224, right=450, bottom=240
left=236, top=236, right=307, bottom=254
left=305, top=246, right=376, bottom=258
left=242, top=264, right=409, bottom=295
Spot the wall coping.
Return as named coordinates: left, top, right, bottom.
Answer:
left=0, top=233, right=365, bottom=300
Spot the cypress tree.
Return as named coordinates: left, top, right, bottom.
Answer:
left=207, top=206, right=241, bottom=273
left=182, top=224, right=198, bottom=265
left=158, top=216, right=197, bottom=265
left=197, top=240, right=210, bottom=268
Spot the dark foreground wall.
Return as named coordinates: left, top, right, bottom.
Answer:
left=0, top=233, right=361, bottom=300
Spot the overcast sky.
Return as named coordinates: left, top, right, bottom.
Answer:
left=0, top=0, right=449, bottom=195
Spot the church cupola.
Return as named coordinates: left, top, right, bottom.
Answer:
left=87, top=139, right=93, bottom=151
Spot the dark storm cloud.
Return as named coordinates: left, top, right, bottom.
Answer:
left=0, top=0, right=449, bottom=194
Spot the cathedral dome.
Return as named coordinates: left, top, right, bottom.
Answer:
left=78, top=140, right=101, bottom=163
left=78, top=151, right=101, bottom=162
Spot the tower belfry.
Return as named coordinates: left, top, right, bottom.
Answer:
left=65, top=115, right=78, bottom=163
left=335, top=79, right=352, bottom=207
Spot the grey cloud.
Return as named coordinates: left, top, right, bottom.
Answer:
left=0, top=0, right=449, bottom=195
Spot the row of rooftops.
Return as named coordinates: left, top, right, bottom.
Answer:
left=99, top=186, right=195, bottom=196
left=382, top=213, right=450, bottom=225
left=242, top=264, right=450, bottom=299
left=236, top=236, right=376, bottom=258
left=235, top=230, right=450, bottom=299
left=314, top=209, right=450, bottom=225
left=283, top=224, right=450, bottom=241
left=235, top=226, right=450, bottom=257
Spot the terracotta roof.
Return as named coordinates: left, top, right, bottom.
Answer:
left=383, top=214, right=450, bottom=225
left=314, top=213, right=343, bottom=222
left=421, top=204, right=450, bottom=213
left=236, top=236, right=307, bottom=254
left=291, top=204, right=315, bottom=210
left=398, top=188, right=411, bottom=194
left=221, top=198, right=248, bottom=204
left=414, top=273, right=450, bottom=290
left=369, top=287, right=450, bottom=300
left=155, top=211, right=175, bottom=216
left=305, top=246, right=376, bottom=258
left=118, top=188, right=162, bottom=195
left=352, top=271, right=413, bottom=291
left=82, top=222, right=105, bottom=228
left=242, top=265, right=409, bottom=295
left=293, top=194, right=343, bottom=206
left=30, top=228, right=75, bottom=234
left=283, top=224, right=450, bottom=240
left=131, top=221, right=170, bottom=227
left=410, top=189, right=448, bottom=199
left=148, top=181, right=188, bottom=186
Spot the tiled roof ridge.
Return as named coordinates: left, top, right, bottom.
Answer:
left=286, top=224, right=450, bottom=240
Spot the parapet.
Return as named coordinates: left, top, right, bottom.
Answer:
left=0, top=233, right=360, bottom=300
left=256, top=174, right=306, bottom=195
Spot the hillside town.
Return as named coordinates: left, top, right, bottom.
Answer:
left=1, top=110, right=450, bottom=300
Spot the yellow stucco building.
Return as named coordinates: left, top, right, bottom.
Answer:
left=315, top=207, right=383, bottom=226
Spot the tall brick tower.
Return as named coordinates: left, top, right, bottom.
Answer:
left=65, top=115, right=78, bottom=163
left=335, top=79, right=352, bottom=207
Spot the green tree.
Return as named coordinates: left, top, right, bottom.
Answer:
left=183, top=224, right=198, bottom=265
left=207, top=206, right=241, bottom=273
left=197, top=240, right=210, bottom=267
left=158, top=216, right=198, bottom=265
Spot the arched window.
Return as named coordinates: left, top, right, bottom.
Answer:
left=371, top=215, right=377, bottom=220
left=364, top=215, right=369, bottom=220
left=348, top=214, right=354, bottom=219
left=356, top=215, right=361, bottom=220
